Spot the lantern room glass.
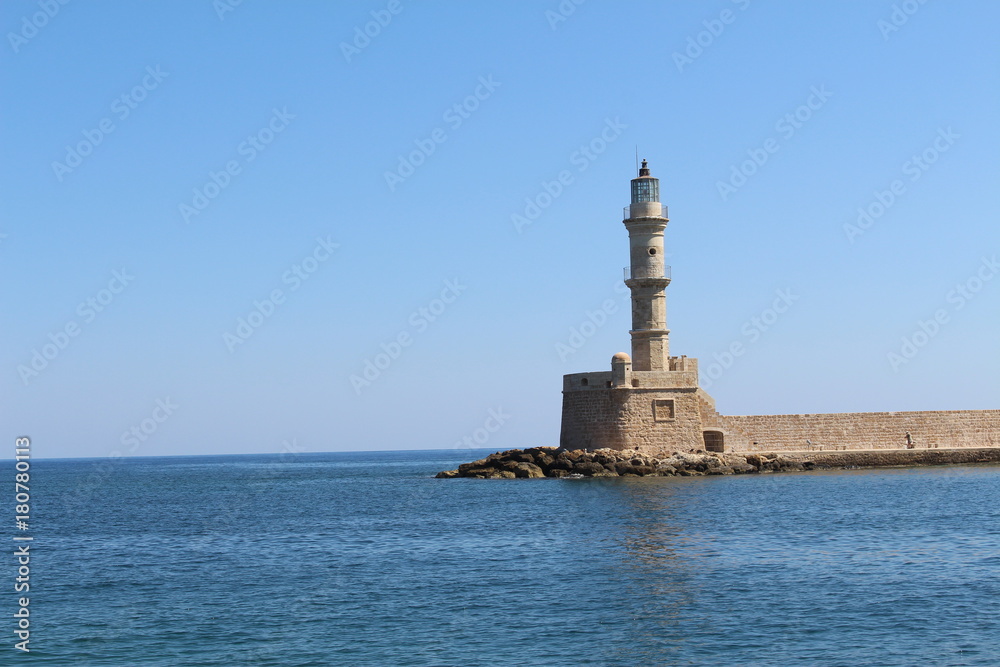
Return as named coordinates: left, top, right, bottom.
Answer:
left=631, top=178, right=659, bottom=203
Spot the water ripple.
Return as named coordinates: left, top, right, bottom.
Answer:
left=27, top=453, right=1000, bottom=666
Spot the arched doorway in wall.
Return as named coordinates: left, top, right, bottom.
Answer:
left=703, top=430, right=725, bottom=453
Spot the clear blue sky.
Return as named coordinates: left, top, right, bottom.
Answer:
left=2, top=0, right=998, bottom=459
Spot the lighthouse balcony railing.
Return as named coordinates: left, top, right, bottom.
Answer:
left=624, top=266, right=671, bottom=281
left=624, top=204, right=668, bottom=220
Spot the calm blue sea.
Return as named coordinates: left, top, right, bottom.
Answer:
left=15, top=450, right=1000, bottom=666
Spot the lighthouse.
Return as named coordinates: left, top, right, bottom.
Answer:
left=624, top=160, right=671, bottom=371
left=559, top=159, right=724, bottom=454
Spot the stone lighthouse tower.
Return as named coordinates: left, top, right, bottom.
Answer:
left=559, top=160, right=724, bottom=454
left=625, top=160, right=671, bottom=372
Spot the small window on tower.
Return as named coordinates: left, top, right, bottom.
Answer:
left=648, top=248, right=657, bottom=256
left=581, top=378, right=588, bottom=386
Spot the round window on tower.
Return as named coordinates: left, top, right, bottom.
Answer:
left=648, top=248, right=657, bottom=256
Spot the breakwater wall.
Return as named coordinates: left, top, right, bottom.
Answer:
left=720, top=410, right=1000, bottom=452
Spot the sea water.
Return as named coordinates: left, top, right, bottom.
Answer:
left=19, top=450, right=1000, bottom=665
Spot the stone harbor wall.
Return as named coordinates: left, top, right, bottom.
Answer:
left=558, top=361, right=999, bottom=454
left=719, top=410, right=1000, bottom=452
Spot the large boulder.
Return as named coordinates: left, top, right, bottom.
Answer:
left=592, top=452, right=617, bottom=466
left=512, top=462, right=545, bottom=479
left=615, top=463, right=656, bottom=476
left=534, top=452, right=555, bottom=468
left=460, top=466, right=497, bottom=477
left=573, top=461, right=610, bottom=477
left=499, top=460, right=522, bottom=473
left=458, top=458, right=491, bottom=474
left=547, top=458, right=574, bottom=472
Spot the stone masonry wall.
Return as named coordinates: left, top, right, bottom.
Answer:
left=560, top=384, right=706, bottom=452
left=720, top=410, right=1000, bottom=452
left=618, top=388, right=705, bottom=452
left=560, top=365, right=999, bottom=454
left=560, top=388, right=624, bottom=451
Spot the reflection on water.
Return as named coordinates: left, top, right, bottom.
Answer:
left=589, top=468, right=1000, bottom=666
left=608, top=478, right=713, bottom=664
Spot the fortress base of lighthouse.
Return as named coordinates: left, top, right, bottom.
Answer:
left=559, top=356, right=726, bottom=454
left=559, top=355, right=1000, bottom=455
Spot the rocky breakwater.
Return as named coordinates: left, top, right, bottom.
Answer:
left=436, top=447, right=1000, bottom=479
left=436, top=447, right=802, bottom=479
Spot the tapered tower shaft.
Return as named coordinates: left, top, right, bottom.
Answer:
left=623, top=160, right=671, bottom=371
